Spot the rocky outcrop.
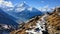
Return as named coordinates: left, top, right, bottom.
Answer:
left=46, top=7, right=60, bottom=34
left=10, top=15, right=48, bottom=34
left=10, top=7, right=60, bottom=34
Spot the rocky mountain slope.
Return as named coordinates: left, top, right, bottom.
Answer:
left=10, top=7, right=60, bottom=34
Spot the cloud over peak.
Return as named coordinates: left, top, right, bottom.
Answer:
left=0, top=0, right=14, bottom=8
left=0, top=0, right=14, bottom=11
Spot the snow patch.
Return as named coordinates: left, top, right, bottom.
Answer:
left=28, top=7, right=33, bottom=11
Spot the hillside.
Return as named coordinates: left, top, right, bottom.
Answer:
left=10, top=7, right=60, bottom=34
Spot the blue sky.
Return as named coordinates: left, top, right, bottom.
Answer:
left=0, top=0, right=60, bottom=9
left=5, top=0, right=60, bottom=8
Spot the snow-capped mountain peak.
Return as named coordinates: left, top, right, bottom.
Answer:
left=15, top=7, right=25, bottom=12
left=28, top=7, right=33, bottom=11
left=15, top=2, right=30, bottom=12
left=19, top=1, right=26, bottom=7
left=16, top=1, right=29, bottom=8
left=1, top=2, right=43, bottom=23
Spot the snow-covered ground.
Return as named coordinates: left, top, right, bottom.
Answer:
left=25, top=14, right=48, bottom=34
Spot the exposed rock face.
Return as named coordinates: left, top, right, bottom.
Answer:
left=10, top=15, right=48, bottom=34
left=46, top=7, right=60, bottom=34
left=10, top=7, right=60, bottom=34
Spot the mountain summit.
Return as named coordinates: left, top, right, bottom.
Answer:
left=14, top=2, right=32, bottom=12
left=6, top=2, right=43, bottom=23
left=0, top=2, right=43, bottom=23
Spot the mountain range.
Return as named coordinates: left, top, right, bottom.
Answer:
left=0, top=2, right=43, bottom=26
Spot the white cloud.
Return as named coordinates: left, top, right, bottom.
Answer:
left=0, top=0, right=14, bottom=11
left=0, top=0, right=14, bottom=7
